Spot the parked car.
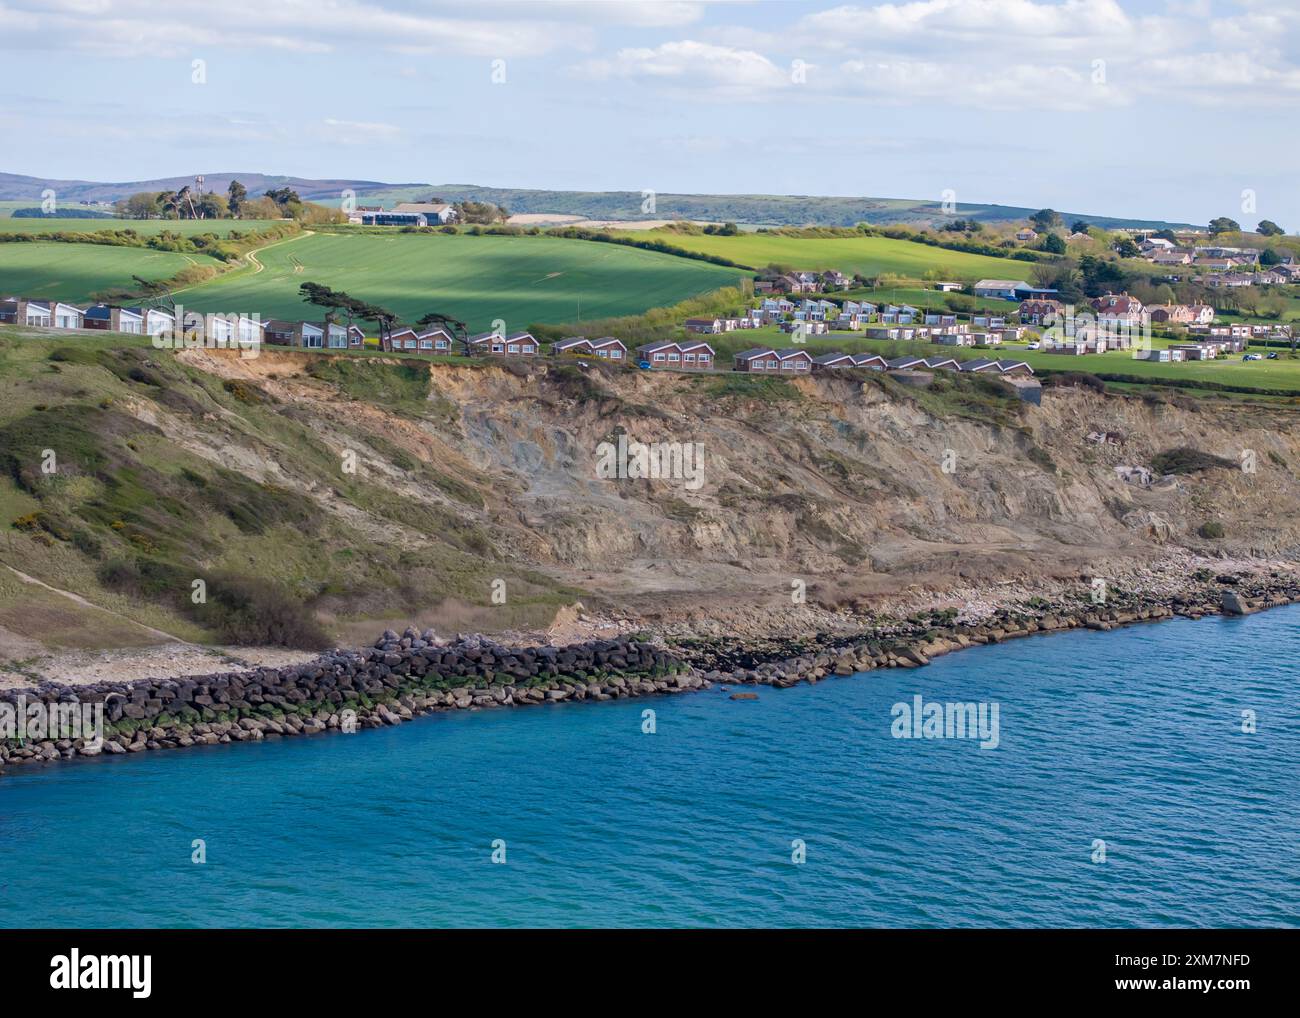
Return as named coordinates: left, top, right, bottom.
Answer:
left=1243, top=353, right=1262, bottom=361
left=1267, top=352, right=1280, bottom=360
left=1026, top=341, right=1041, bottom=350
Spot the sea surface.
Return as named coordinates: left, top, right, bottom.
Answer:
left=2, top=606, right=1298, bottom=928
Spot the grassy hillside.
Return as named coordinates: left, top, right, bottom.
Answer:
left=615, top=231, right=1039, bottom=281
left=176, top=231, right=744, bottom=331
left=0, top=217, right=281, bottom=235
left=0, top=330, right=581, bottom=653
left=327, top=184, right=1197, bottom=230
left=0, top=243, right=222, bottom=303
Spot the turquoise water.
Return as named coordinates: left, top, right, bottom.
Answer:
left=2, top=607, right=1298, bottom=928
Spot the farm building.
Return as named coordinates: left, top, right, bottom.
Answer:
left=391, top=202, right=458, bottom=224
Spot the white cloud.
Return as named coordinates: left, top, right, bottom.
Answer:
left=839, top=57, right=1128, bottom=110
left=576, top=40, right=793, bottom=96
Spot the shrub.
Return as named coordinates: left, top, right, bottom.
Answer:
left=1151, top=447, right=1237, bottom=475
left=1199, top=521, right=1225, bottom=539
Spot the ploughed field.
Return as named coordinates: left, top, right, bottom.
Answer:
left=0, top=242, right=218, bottom=304
left=175, top=231, right=745, bottom=331
left=614, top=230, right=1040, bottom=281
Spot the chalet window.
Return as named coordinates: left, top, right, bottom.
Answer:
left=420, top=340, right=433, bottom=349
left=654, top=353, right=666, bottom=362
left=684, top=353, right=695, bottom=363
left=610, top=349, right=623, bottom=359
left=668, top=353, right=681, bottom=362
left=508, top=344, right=519, bottom=353
left=492, top=343, right=504, bottom=353
left=698, top=354, right=710, bottom=364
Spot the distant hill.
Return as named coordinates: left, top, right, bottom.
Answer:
left=0, top=172, right=424, bottom=205
left=0, top=172, right=1198, bottom=230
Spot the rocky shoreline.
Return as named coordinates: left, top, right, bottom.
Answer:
left=2, top=570, right=1298, bottom=775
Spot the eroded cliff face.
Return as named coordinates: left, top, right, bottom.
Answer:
left=178, top=350, right=1300, bottom=622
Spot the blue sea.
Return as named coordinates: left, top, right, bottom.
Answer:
left=2, top=606, right=1298, bottom=928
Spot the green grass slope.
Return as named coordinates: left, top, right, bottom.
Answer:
left=0, top=331, right=581, bottom=652
left=617, top=231, right=1039, bottom=281
left=0, top=242, right=221, bottom=303
left=176, top=231, right=744, bottom=331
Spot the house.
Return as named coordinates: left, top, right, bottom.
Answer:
left=821, top=270, right=849, bottom=288
left=0, top=299, right=52, bottom=327
left=203, top=314, right=268, bottom=347
left=636, top=340, right=714, bottom=370
left=142, top=308, right=175, bottom=337
left=348, top=325, right=367, bottom=347
left=552, top=336, right=627, bottom=361
left=387, top=326, right=455, bottom=354
left=994, top=359, right=1034, bottom=377
left=733, top=348, right=812, bottom=373
left=958, top=358, right=1000, bottom=373
left=885, top=356, right=927, bottom=370
left=82, top=304, right=145, bottom=334
left=1016, top=228, right=1039, bottom=242
left=1091, top=293, right=1146, bottom=325
left=684, top=317, right=724, bottom=334
left=852, top=353, right=888, bottom=370
left=466, top=330, right=539, bottom=356
left=52, top=302, right=85, bottom=329
left=934, top=282, right=963, bottom=292
left=1202, top=272, right=1255, bottom=288
left=1152, top=251, right=1193, bottom=267
left=924, top=313, right=957, bottom=327
left=780, top=319, right=828, bottom=335
left=1018, top=299, right=1064, bottom=325
left=1141, top=237, right=1176, bottom=252
left=265, top=320, right=326, bottom=348
left=922, top=356, right=960, bottom=371
left=971, top=313, right=1007, bottom=329
left=810, top=352, right=858, bottom=371
left=1170, top=343, right=1220, bottom=360
left=974, top=279, right=1031, bottom=300
left=1148, top=304, right=1214, bottom=326
left=391, top=202, right=458, bottom=224
left=734, top=347, right=778, bottom=372
left=1135, top=348, right=1187, bottom=362
left=774, top=348, right=814, bottom=372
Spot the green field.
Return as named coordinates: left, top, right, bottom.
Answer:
left=0, top=242, right=220, bottom=303
left=175, top=231, right=744, bottom=331
left=0, top=217, right=281, bottom=235
left=615, top=230, right=1040, bottom=281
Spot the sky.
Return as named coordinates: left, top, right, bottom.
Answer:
left=1, top=0, right=1297, bottom=227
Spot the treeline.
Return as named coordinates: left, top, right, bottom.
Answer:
left=0, top=222, right=300, bottom=263
left=115, top=180, right=344, bottom=225
left=11, top=208, right=115, bottom=220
